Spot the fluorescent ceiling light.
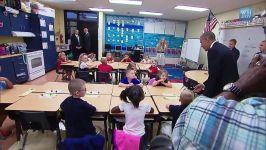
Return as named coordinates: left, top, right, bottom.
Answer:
left=89, top=8, right=114, bottom=12
left=175, top=5, right=208, bottom=12
left=109, top=0, right=142, bottom=5
left=44, top=0, right=76, bottom=2
left=139, top=11, right=163, bottom=16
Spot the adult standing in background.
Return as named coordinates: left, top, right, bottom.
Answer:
left=228, top=39, right=240, bottom=61
left=257, top=40, right=266, bottom=54
left=70, top=29, right=82, bottom=60
left=194, top=32, right=239, bottom=98
left=156, top=39, right=167, bottom=66
left=82, top=28, right=91, bottom=54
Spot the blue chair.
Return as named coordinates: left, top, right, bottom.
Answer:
left=59, top=134, right=105, bottom=150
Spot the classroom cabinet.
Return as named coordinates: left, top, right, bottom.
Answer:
left=12, top=55, right=29, bottom=83
left=0, top=57, right=16, bottom=83
left=0, top=55, right=28, bottom=84
left=9, top=10, right=31, bottom=32
left=0, top=6, right=11, bottom=36
left=25, top=14, right=57, bottom=72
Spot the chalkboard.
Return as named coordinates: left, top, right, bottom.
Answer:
left=219, top=26, right=265, bottom=75
left=182, top=38, right=201, bottom=62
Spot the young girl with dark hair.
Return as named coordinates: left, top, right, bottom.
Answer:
left=111, top=85, right=154, bottom=149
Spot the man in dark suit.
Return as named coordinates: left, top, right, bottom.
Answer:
left=194, top=32, right=239, bottom=98
left=228, top=39, right=240, bottom=61
left=70, top=29, right=82, bottom=60
left=82, top=28, right=91, bottom=54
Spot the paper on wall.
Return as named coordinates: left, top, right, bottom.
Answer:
left=41, top=31, right=47, bottom=38
left=40, top=19, right=46, bottom=27
left=42, top=42, right=48, bottom=49
left=49, top=24, right=54, bottom=31
left=50, top=35, right=54, bottom=41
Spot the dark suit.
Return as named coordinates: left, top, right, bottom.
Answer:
left=82, top=32, right=91, bottom=54
left=232, top=47, right=240, bottom=61
left=203, top=42, right=239, bottom=97
left=70, top=34, right=81, bottom=60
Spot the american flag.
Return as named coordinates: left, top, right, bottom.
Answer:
left=203, top=10, right=218, bottom=33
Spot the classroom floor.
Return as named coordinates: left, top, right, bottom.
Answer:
left=1, top=70, right=165, bottom=150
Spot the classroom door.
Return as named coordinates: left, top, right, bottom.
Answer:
left=78, top=21, right=98, bottom=60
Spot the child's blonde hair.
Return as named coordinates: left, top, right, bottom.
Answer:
left=157, top=69, right=168, bottom=77
left=100, top=57, right=107, bottom=64
left=180, top=90, right=194, bottom=105
left=127, top=62, right=137, bottom=70
left=78, top=53, right=87, bottom=66
left=58, top=52, right=66, bottom=58
left=68, top=79, right=86, bottom=95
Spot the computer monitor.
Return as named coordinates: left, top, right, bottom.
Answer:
left=115, top=45, right=122, bottom=51
left=127, top=46, right=133, bottom=51
left=105, top=44, right=111, bottom=50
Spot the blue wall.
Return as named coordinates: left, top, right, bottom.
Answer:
left=105, top=15, right=184, bottom=58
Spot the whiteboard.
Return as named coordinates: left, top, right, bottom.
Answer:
left=144, top=22, right=155, bottom=33
left=185, top=39, right=201, bottom=62
left=164, top=21, right=175, bottom=35
left=219, top=26, right=265, bottom=75
left=154, top=22, right=165, bottom=34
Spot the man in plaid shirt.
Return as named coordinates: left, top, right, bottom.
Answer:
left=172, top=54, right=266, bottom=150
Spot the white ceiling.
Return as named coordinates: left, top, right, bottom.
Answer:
left=38, top=0, right=264, bottom=21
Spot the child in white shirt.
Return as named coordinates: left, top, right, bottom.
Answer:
left=78, top=53, right=96, bottom=70
left=141, top=55, right=152, bottom=64
left=111, top=85, right=154, bottom=149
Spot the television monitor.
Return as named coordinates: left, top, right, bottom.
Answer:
left=127, top=46, right=133, bottom=51
left=115, top=45, right=122, bottom=51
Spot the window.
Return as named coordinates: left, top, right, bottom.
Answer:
left=79, top=13, right=98, bottom=22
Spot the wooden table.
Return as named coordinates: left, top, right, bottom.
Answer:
left=147, top=85, right=181, bottom=96
left=5, top=93, right=68, bottom=111
left=185, top=70, right=208, bottom=84
left=112, top=85, right=151, bottom=97
left=61, top=61, right=79, bottom=68
left=34, top=82, right=69, bottom=94
left=109, top=96, right=158, bottom=115
left=85, top=84, right=113, bottom=95
left=5, top=93, right=68, bottom=146
left=83, top=95, right=111, bottom=113
left=108, top=62, right=119, bottom=70
left=136, top=63, right=151, bottom=71
left=118, top=62, right=129, bottom=70
left=0, top=85, right=40, bottom=104
left=152, top=96, right=181, bottom=114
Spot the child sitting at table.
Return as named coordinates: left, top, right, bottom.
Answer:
left=98, top=58, right=113, bottom=81
left=127, top=62, right=137, bottom=72
left=60, top=79, right=97, bottom=138
left=148, top=60, right=159, bottom=79
left=88, top=53, right=96, bottom=62
left=148, top=70, right=172, bottom=88
left=121, top=53, right=133, bottom=63
left=166, top=90, right=194, bottom=129
left=57, top=52, right=72, bottom=80
left=78, top=53, right=97, bottom=70
left=140, top=55, right=152, bottom=64
left=111, top=85, right=154, bottom=149
left=0, top=76, right=13, bottom=140
left=106, top=52, right=114, bottom=63
left=119, top=68, right=143, bottom=87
